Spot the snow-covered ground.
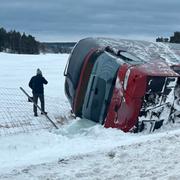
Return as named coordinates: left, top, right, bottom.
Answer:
left=0, top=40, right=180, bottom=179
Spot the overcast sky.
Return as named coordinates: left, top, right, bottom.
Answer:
left=0, top=0, right=180, bottom=42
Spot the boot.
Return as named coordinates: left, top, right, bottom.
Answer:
left=34, top=113, right=38, bottom=117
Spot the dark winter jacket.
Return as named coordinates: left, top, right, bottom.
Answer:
left=29, top=74, right=48, bottom=94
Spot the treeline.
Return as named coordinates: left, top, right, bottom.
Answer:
left=0, top=27, right=39, bottom=54
left=156, top=32, right=180, bottom=43
left=41, top=42, right=76, bottom=54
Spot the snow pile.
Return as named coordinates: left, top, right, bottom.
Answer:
left=1, top=127, right=180, bottom=179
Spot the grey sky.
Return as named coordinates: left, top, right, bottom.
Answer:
left=0, top=0, right=180, bottom=42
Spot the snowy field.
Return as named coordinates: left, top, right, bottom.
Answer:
left=0, top=40, right=180, bottom=179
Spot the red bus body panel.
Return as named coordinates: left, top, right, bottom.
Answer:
left=104, top=60, right=179, bottom=132
left=73, top=48, right=99, bottom=116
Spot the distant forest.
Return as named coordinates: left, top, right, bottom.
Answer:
left=0, top=27, right=76, bottom=54
left=156, top=32, right=180, bottom=43
left=0, top=27, right=40, bottom=54
left=41, top=42, right=76, bottom=54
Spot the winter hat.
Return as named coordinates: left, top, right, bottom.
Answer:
left=36, top=68, right=42, bottom=75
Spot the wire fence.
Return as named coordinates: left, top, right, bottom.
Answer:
left=0, top=87, right=71, bottom=136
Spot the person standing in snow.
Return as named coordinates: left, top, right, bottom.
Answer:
left=29, top=68, right=48, bottom=116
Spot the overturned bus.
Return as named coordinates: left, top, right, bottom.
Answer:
left=64, top=37, right=180, bottom=132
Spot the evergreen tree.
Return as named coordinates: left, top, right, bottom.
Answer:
left=0, top=27, right=40, bottom=54
left=0, top=27, right=7, bottom=51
